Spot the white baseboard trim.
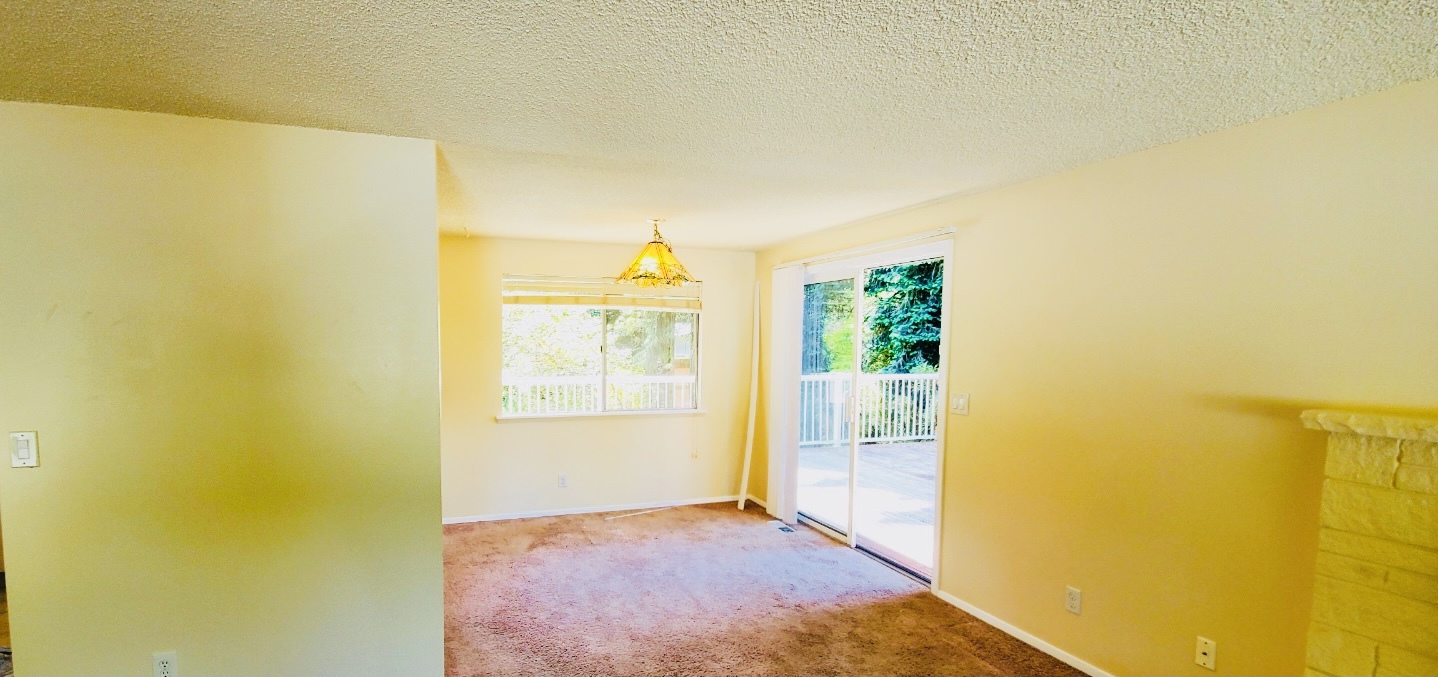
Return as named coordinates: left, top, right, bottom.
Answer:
left=442, top=495, right=741, bottom=525
left=933, top=590, right=1113, bottom=677
left=740, top=494, right=767, bottom=509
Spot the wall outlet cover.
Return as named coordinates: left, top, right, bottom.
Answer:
left=154, top=651, right=178, bottom=677
left=1195, top=636, right=1216, bottom=670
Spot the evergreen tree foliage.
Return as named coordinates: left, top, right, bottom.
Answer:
left=862, top=259, right=943, bottom=373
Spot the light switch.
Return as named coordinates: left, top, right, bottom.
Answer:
left=11, top=431, right=38, bottom=468
left=950, top=393, right=970, bottom=415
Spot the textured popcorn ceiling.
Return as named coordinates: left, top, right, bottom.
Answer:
left=2, top=1, right=1436, bottom=249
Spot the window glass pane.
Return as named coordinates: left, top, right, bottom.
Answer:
left=501, top=306, right=603, bottom=415
left=605, top=309, right=698, bottom=411
left=802, top=280, right=855, bottom=375
left=855, top=257, right=944, bottom=573
left=861, top=258, right=943, bottom=376
left=797, top=279, right=854, bottom=533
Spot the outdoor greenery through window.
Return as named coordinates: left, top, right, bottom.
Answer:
left=502, top=306, right=699, bottom=415
left=800, top=258, right=943, bottom=445
left=860, top=258, right=943, bottom=374
left=803, top=258, right=943, bottom=376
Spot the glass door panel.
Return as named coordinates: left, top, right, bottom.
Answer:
left=796, top=278, right=855, bottom=534
left=852, top=258, right=944, bottom=577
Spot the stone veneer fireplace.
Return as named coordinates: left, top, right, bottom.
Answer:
left=1300, top=410, right=1438, bottom=677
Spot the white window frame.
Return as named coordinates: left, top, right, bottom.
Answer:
left=497, top=302, right=704, bottom=421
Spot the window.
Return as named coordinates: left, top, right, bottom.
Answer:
left=500, top=276, right=700, bottom=416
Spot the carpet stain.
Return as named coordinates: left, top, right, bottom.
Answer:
left=444, top=503, right=1083, bottom=676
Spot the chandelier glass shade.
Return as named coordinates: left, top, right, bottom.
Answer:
left=616, top=219, right=697, bottom=287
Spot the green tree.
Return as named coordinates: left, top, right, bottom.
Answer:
left=863, top=259, right=943, bottom=373
left=605, top=310, right=694, bottom=375
left=501, top=306, right=602, bottom=376
left=803, top=280, right=854, bottom=374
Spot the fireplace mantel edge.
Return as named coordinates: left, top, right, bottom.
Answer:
left=1300, top=409, right=1438, bottom=442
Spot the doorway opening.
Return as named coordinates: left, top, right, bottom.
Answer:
left=794, top=242, right=949, bottom=581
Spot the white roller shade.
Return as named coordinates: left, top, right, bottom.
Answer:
left=502, top=275, right=702, bottom=310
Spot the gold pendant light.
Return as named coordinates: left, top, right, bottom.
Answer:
left=616, top=219, right=697, bottom=287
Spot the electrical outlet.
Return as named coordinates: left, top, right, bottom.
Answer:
left=153, top=651, right=177, bottom=677
left=1195, top=636, right=1216, bottom=671
left=1065, top=586, right=1082, bottom=614
left=558, top=473, right=568, bottom=488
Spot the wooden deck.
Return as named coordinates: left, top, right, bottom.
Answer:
left=796, top=441, right=937, bottom=571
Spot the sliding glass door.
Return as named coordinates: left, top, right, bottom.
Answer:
left=795, top=246, right=947, bottom=580
left=795, top=277, right=856, bottom=534
left=852, top=258, right=944, bottom=576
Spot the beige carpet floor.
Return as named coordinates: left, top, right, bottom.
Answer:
left=444, top=503, right=1083, bottom=676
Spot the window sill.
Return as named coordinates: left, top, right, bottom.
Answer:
left=495, top=409, right=707, bottom=423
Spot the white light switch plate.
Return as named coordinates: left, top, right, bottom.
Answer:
left=10, top=431, right=38, bottom=468
left=950, top=393, right=970, bottom=415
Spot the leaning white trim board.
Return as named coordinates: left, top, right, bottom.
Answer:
left=737, top=285, right=761, bottom=511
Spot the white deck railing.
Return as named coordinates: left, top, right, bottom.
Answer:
left=501, top=375, right=696, bottom=415
left=800, top=372, right=940, bottom=446
left=502, top=373, right=936, bottom=441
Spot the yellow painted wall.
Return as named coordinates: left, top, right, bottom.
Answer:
left=440, top=236, right=755, bottom=520
left=0, top=103, right=443, bottom=676
left=750, top=78, right=1438, bottom=675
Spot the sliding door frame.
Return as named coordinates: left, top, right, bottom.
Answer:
left=789, top=235, right=956, bottom=591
